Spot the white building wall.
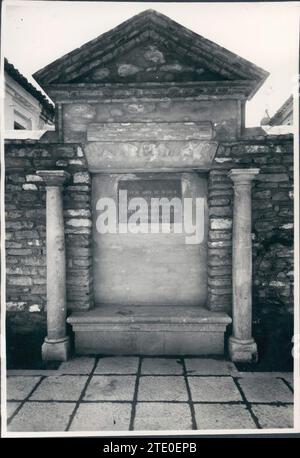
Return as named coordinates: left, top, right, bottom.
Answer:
left=4, top=74, right=53, bottom=130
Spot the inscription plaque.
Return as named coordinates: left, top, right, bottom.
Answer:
left=118, top=179, right=182, bottom=223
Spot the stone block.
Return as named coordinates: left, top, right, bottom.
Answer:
left=134, top=403, right=192, bottom=431
left=8, top=402, right=75, bottom=432
left=58, top=357, right=96, bottom=374
left=83, top=376, right=136, bottom=401
left=30, top=375, right=88, bottom=401
left=7, top=277, right=32, bottom=286
left=209, top=231, right=232, bottom=241
left=188, top=376, right=242, bottom=402
left=251, top=405, right=293, bottom=429
left=257, top=173, right=289, bottom=182
left=64, top=209, right=91, bottom=217
left=94, top=357, right=139, bottom=374
left=238, top=376, right=293, bottom=403
left=7, top=402, right=21, bottom=420
left=210, top=218, right=232, bottom=230
left=141, top=358, right=183, bottom=375
left=138, top=376, right=188, bottom=401
left=208, top=241, right=232, bottom=248
left=185, top=358, right=237, bottom=375
left=194, top=404, right=256, bottom=430
left=7, top=376, right=41, bottom=401
left=70, top=402, right=131, bottom=431
left=6, top=301, right=27, bottom=312
left=22, top=184, right=38, bottom=191
left=73, top=172, right=90, bottom=184
left=66, top=218, right=92, bottom=228
left=209, top=207, right=232, bottom=217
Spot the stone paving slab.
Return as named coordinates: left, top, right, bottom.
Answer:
left=59, top=357, right=96, bottom=374
left=193, top=403, right=257, bottom=430
left=69, top=402, right=132, bottom=431
left=94, top=357, right=139, bottom=374
left=8, top=402, right=76, bottom=432
left=30, top=375, right=88, bottom=401
left=84, top=376, right=136, bottom=401
left=281, top=373, right=294, bottom=389
left=7, top=402, right=21, bottom=419
left=185, top=358, right=237, bottom=375
left=141, top=358, right=183, bottom=375
left=237, top=377, right=293, bottom=403
left=251, top=405, right=294, bottom=429
left=188, top=376, right=242, bottom=402
left=5, top=359, right=295, bottom=433
left=138, top=376, right=188, bottom=401
left=134, top=402, right=192, bottom=430
left=7, top=376, right=41, bottom=401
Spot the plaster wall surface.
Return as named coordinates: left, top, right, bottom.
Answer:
left=92, top=172, right=208, bottom=307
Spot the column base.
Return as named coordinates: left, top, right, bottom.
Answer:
left=228, top=336, right=258, bottom=363
left=42, top=336, right=70, bottom=361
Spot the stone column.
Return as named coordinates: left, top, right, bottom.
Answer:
left=37, top=170, right=70, bottom=361
left=228, top=168, right=260, bottom=362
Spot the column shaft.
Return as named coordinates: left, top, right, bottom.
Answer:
left=232, top=183, right=252, bottom=341
left=229, top=168, right=259, bottom=362
left=46, top=186, right=67, bottom=340
left=37, top=170, right=70, bottom=361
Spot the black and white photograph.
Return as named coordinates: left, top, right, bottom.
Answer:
left=0, top=0, right=299, bottom=438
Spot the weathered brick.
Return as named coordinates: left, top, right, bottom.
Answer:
left=7, top=276, right=32, bottom=286
left=208, top=277, right=231, bottom=287
left=64, top=209, right=91, bottom=217
left=26, top=175, right=43, bottom=182
left=73, top=172, right=91, bottom=184
left=257, top=173, right=289, bottom=182
left=209, top=207, right=232, bottom=217
left=66, top=218, right=92, bottom=228
left=210, top=218, right=232, bottom=230
left=208, top=241, right=232, bottom=248
left=209, top=230, right=231, bottom=241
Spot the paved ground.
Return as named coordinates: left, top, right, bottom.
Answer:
left=6, top=356, right=294, bottom=433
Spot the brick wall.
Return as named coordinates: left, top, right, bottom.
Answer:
left=5, top=134, right=294, bottom=363
left=5, top=140, right=94, bottom=315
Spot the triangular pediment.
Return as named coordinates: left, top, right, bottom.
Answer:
left=73, top=39, right=227, bottom=84
left=34, top=9, right=268, bottom=97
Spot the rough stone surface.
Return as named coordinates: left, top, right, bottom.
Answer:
left=8, top=402, right=75, bottom=432
left=134, top=403, right=192, bottom=430
left=70, top=402, right=132, bottom=431
left=194, top=404, right=256, bottom=429
left=83, top=376, right=136, bottom=401
left=5, top=142, right=94, bottom=318
left=6, top=402, right=21, bottom=419
left=251, top=405, right=293, bottom=429
left=94, top=357, right=139, bottom=374
left=30, top=375, right=88, bottom=401
left=7, top=376, right=41, bottom=400
left=58, top=356, right=96, bottom=374
left=237, top=377, right=293, bottom=403
left=188, top=376, right=242, bottom=402
left=282, top=373, right=294, bottom=388
left=138, top=376, right=188, bottom=401
left=141, top=358, right=183, bottom=375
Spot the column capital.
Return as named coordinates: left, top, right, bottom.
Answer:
left=228, top=168, right=260, bottom=184
left=36, top=170, right=70, bottom=187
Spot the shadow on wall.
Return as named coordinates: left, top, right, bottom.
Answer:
left=236, top=232, right=294, bottom=372
left=6, top=312, right=60, bottom=370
